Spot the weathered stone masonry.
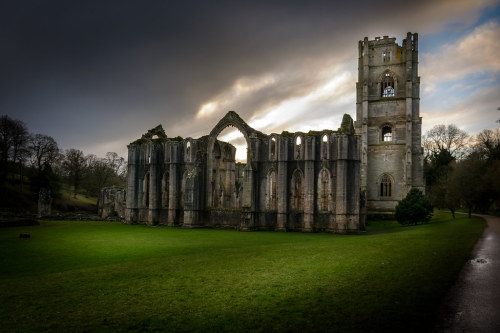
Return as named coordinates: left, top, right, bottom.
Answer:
left=125, top=112, right=363, bottom=233
left=355, top=33, right=425, bottom=214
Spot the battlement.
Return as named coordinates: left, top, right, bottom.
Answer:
left=359, top=32, right=418, bottom=57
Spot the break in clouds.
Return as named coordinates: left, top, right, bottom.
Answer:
left=0, top=0, right=498, bottom=158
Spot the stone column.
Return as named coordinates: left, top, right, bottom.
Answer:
left=276, top=137, right=288, bottom=231
left=125, top=145, right=139, bottom=224
left=303, top=136, right=315, bottom=232
left=168, top=143, right=179, bottom=226
left=335, top=136, right=348, bottom=233
left=148, top=145, right=160, bottom=226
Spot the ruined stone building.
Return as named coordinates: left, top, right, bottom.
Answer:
left=106, top=32, right=424, bottom=231
left=354, top=33, right=424, bottom=214
left=124, top=112, right=362, bottom=233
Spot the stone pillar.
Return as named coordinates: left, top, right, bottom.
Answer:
left=125, top=145, right=139, bottom=223
left=276, top=137, right=288, bottom=231
left=303, top=136, right=315, bottom=232
left=148, top=145, right=160, bottom=226
left=335, top=136, right=348, bottom=233
left=240, top=138, right=256, bottom=231
left=168, top=143, right=179, bottom=226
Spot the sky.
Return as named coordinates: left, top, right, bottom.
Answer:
left=1, top=0, right=499, bottom=161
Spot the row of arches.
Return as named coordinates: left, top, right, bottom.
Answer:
left=265, top=168, right=333, bottom=212
left=268, top=134, right=331, bottom=160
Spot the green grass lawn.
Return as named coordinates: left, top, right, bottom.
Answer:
left=0, top=211, right=485, bottom=332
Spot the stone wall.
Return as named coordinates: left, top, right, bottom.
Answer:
left=123, top=111, right=363, bottom=233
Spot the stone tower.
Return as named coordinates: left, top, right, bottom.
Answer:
left=355, top=33, right=424, bottom=214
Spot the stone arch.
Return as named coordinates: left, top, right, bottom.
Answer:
left=378, top=70, right=398, bottom=98
left=206, top=111, right=257, bottom=208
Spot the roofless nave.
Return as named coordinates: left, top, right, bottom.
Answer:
left=100, top=32, right=424, bottom=234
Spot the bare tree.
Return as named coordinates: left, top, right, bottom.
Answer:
left=84, top=152, right=126, bottom=205
left=0, top=115, right=29, bottom=188
left=473, top=128, right=500, bottom=161
left=28, top=134, right=60, bottom=172
left=423, top=124, right=469, bottom=159
left=62, top=149, right=87, bottom=198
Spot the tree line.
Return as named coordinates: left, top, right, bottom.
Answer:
left=424, top=124, right=500, bottom=218
left=0, top=115, right=126, bottom=210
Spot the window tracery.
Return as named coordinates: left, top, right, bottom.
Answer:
left=380, top=174, right=392, bottom=197
left=381, top=73, right=395, bottom=97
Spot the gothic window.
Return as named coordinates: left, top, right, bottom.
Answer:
left=383, top=50, right=391, bottom=62
left=380, top=174, right=392, bottom=197
left=321, top=134, right=328, bottom=159
left=381, top=73, right=395, bottom=97
left=186, top=141, right=191, bottom=162
left=295, top=136, right=302, bottom=159
left=270, top=137, right=277, bottom=160
left=382, top=126, right=393, bottom=142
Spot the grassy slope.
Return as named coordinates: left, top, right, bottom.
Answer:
left=0, top=211, right=485, bottom=332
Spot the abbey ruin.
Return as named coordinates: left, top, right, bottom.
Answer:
left=101, top=33, right=424, bottom=233
left=124, top=112, right=362, bottom=233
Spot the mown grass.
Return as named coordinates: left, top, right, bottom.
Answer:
left=0, top=211, right=485, bottom=332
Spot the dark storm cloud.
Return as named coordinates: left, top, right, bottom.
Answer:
left=0, top=0, right=494, bottom=156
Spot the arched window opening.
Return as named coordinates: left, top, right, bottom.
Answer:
left=380, top=174, right=392, bottom=197
left=270, top=137, right=277, bottom=160
left=295, top=136, right=302, bottom=159
left=210, top=126, right=247, bottom=208
left=382, top=126, right=392, bottom=142
left=186, top=141, right=191, bottom=162
left=381, top=73, right=395, bottom=97
left=321, top=134, right=328, bottom=159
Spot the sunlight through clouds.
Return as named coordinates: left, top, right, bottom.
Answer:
left=196, top=74, right=276, bottom=118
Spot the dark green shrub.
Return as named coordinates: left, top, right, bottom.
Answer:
left=395, top=188, right=433, bottom=226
